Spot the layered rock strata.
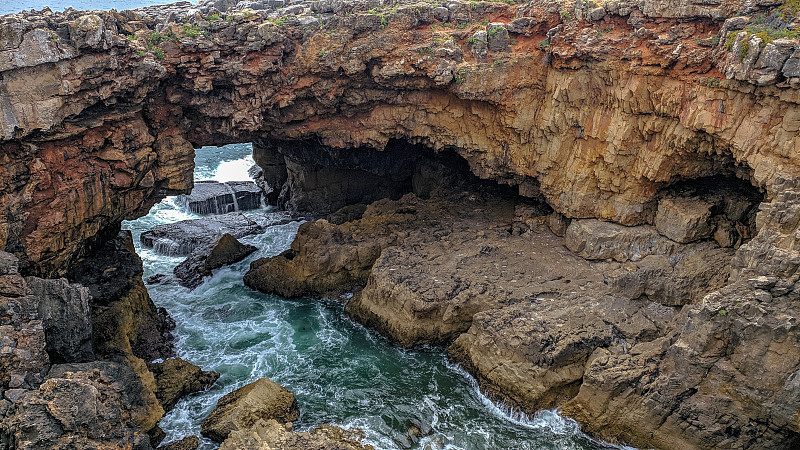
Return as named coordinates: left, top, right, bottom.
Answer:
left=2, top=0, right=800, bottom=449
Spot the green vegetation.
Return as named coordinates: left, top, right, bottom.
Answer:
left=739, top=39, right=750, bottom=61
left=225, top=15, right=234, bottom=22
left=125, top=34, right=137, bottom=42
left=718, top=309, right=727, bottom=316
left=318, top=50, right=326, bottom=57
left=153, top=47, right=165, bottom=59
left=539, top=38, right=550, bottom=50
left=148, top=31, right=168, bottom=48
left=487, top=26, right=501, bottom=39
left=419, top=47, right=433, bottom=54
left=381, top=14, right=388, bottom=29
left=137, top=49, right=145, bottom=57
left=455, top=67, right=466, bottom=84
left=466, top=35, right=479, bottom=47
left=269, top=17, right=285, bottom=26
left=706, top=77, right=720, bottom=87
left=181, top=24, right=202, bottom=37
left=206, top=13, right=220, bottom=21
left=559, top=9, right=572, bottom=21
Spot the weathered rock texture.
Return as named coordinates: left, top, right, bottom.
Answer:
left=3, top=0, right=800, bottom=449
left=201, top=377, right=300, bottom=443
left=219, top=419, right=375, bottom=450
left=174, top=233, right=257, bottom=289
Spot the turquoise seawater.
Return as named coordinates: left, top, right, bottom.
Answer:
left=122, top=144, right=617, bottom=449
left=6, top=0, right=624, bottom=446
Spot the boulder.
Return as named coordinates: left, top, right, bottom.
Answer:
left=176, top=180, right=263, bottom=215
left=201, top=377, right=300, bottom=443
left=565, top=219, right=679, bottom=261
left=147, top=357, right=220, bottom=411
left=654, top=196, right=715, bottom=243
left=220, top=419, right=374, bottom=450
left=174, top=233, right=257, bottom=289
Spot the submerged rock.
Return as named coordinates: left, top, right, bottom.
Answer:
left=174, top=233, right=257, bottom=289
left=176, top=180, right=263, bottom=215
left=201, top=377, right=300, bottom=443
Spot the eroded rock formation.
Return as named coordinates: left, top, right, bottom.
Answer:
left=3, top=0, right=800, bottom=448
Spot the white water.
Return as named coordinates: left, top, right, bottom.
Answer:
left=124, top=143, right=622, bottom=450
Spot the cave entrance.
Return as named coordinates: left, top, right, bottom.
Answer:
left=250, top=138, right=542, bottom=219
left=653, top=174, right=765, bottom=248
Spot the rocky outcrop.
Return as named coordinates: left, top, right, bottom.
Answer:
left=1, top=361, right=161, bottom=450
left=201, top=377, right=300, bottom=443
left=176, top=180, right=263, bottom=215
left=141, top=211, right=292, bottom=256
left=2, top=0, right=800, bottom=449
left=159, top=435, right=200, bottom=450
left=24, top=276, right=93, bottom=363
left=147, top=357, right=220, bottom=412
left=174, top=233, right=257, bottom=289
left=219, top=419, right=374, bottom=450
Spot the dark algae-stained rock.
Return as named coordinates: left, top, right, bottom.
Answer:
left=174, top=233, right=257, bottom=289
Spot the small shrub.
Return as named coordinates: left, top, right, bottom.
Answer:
left=181, top=24, right=201, bottom=37
left=539, top=38, right=550, bottom=50
left=559, top=9, right=571, bottom=21
left=207, top=13, right=220, bottom=21
left=153, top=47, right=165, bottom=59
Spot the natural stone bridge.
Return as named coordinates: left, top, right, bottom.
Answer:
left=2, top=0, right=800, bottom=448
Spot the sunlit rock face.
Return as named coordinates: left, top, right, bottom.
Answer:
left=2, top=0, right=800, bottom=448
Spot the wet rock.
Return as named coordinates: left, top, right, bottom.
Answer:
left=654, top=196, right=715, bottom=243
left=201, top=377, right=300, bottom=443
left=159, top=435, right=200, bottom=450
left=565, top=219, right=679, bottom=262
left=174, top=233, right=257, bottom=289
left=24, top=277, right=93, bottom=363
left=141, top=211, right=290, bottom=256
left=219, top=419, right=374, bottom=450
left=176, top=180, right=263, bottom=215
left=1, top=361, right=161, bottom=450
left=147, top=357, right=219, bottom=412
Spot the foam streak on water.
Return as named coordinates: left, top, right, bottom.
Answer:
left=122, top=144, right=619, bottom=450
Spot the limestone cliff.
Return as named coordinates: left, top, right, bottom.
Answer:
left=2, top=0, right=800, bottom=448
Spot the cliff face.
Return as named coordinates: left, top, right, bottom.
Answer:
left=2, top=0, right=800, bottom=448
left=2, top=0, right=799, bottom=276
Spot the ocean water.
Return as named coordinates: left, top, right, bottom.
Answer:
left=122, top=143, right=618, bottom=449
left=6, top=0, right=623, bottom=446
left=0, top=0, right=187, bottom=15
